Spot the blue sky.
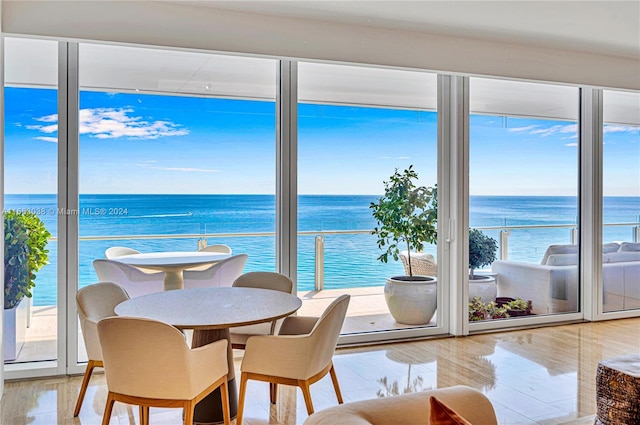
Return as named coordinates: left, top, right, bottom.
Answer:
left=4, top=87, right=639, bottom=196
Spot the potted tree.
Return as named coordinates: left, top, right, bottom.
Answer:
left=468, top=228, right=498, bottom=303
left=370, top=166, right=438, bottom=325
left=4, top=210, right=51, bottom=361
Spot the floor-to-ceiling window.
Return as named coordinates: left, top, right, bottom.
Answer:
left=4, top=36, right=639, bottom=378
left=602, top=89, right=640, bottom=313
left=3, top=38, right=59, bottom=368
left=297, top=63, right=440, bottom=338
left=469, top=78, right=580, bottom=322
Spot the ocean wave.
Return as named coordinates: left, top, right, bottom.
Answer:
left=125, top=212, right=193, bottom=219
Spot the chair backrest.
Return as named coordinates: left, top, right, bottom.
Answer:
left=307, top=294, right=350, bottom=376
left=97, top=316, right=225, bottom=399
left=183, top=254, right=248, bottom=289
left=105, top=246, right=140, bottom=259
left=400, top=251, right=437, bottom=276
left=232, top=271, right=293, bottom=294
left=93, top=259, right=165, bottom=298
left=199, top=244, right=232, bottom=254
left=77, top=282, right=130, bottom=361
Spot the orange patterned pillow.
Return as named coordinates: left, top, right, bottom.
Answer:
left=429, top=396, right=473, bottom=425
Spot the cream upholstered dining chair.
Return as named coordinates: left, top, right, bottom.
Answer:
left=188, top=244, right=234, bottom=271
left=199, top=244, right=232, bottom=254
left=237, top=294, right=350, bottom=424
left=104, top=246, right=140, bottom=259
left=400, top=251, right=437, bottom=276
left=97, top=316, right=231, bottom=425
left=74, top=282, right=130, bottom=417
left=93, top=259, right=165, bottom=298
left=229, top=271, right=294, bottom=349
left=182, top=253, right=248, bottom=289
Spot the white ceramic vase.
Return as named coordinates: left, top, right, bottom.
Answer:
left=384, top=276, right=437, bottom=325
left=468, top=275, right=497, bottom=303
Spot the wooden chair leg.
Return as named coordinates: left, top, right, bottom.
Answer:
left=101, top=392, right=116, bottom=425
left=329, top=363, right=344, bottom=404
left=183, top=401, right=193, bottom=425
left=299, top=380, right=315, bottom=415
left=220, top=379, right=232, bottom=425
left=141, top=405, right=150, bottom=425
left=74, top=359, right=98, bottom=416
left=270, top=383, right=278, bottom=404
left=237, top=372, right=249, bottom=425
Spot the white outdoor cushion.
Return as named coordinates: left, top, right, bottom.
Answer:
left=603, top=242, right=621, bottom=253
left=546, top=253, right=579, bottom=266
left=620, top=242, right=640, bottom=252
left=541, top=245, right=578, bottom=265
left=605, top=251, right=640, bottom=263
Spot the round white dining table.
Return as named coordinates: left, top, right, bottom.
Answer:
left=114, top=287, right=302, bottom=424
left=112, top=251, right=231, bottom=291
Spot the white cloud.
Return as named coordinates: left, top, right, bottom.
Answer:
left=508, top=125, right=539, bottom=133
left=27, top=123, right=58, bottom=133
left=604, top=125, right=639, bottom=134
left=527, top=123, right=577, bottom=137
left=564, top=142, right=578, bottom=147
left=28, top=108, right=189, bottom=140
left=36, top=136, right=58, bottom=143
left=150, top=166, right=220, bottom=173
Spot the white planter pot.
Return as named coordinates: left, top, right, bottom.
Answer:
left=469, top=275, right=497, bottom=303
left=4, top=299, right=28, bottom=362
left=384, top=276, right=437, bottom=325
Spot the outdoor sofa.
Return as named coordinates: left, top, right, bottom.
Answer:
left=492, top=242, right=640, bottom=315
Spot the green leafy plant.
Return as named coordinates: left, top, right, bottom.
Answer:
left=4, top=210, right=51, bottom=309
left=469, top=297, right=510, bottom=321
left=468, top=228, right=498, bottom=279
left=468, top=296, right=487, bottom=321
left=485, top=301, right=509, bottom=319
left=370, top=166, right=437, bottom=278
left=505, top=298, right=532, bottom=313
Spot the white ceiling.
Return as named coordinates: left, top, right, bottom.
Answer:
left=172, top=0, right=640, bottom=58
left=3, top=1, right=639, bottom=124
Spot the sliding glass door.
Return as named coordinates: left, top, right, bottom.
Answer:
left=3, top=38, right=59, bottom=368
left=297, top=63, right=440, bottom=338
left=602, top=90, right=640, bottom=313
left=74, top=43, right=278, bottom=363
left=469, top=78, right=580, bottom=322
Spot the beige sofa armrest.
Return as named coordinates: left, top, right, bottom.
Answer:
left=303, top=385, right=497, bottom=425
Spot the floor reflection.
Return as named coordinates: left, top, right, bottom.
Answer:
left=1, top=318, right=639, bottom=424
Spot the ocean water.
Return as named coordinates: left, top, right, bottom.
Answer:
left=4, top=194, right=639, bottom=306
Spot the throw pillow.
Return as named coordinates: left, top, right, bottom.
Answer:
left=620, top=242, right=640, bottom=252
left=429, top=396, right=473, bottom=425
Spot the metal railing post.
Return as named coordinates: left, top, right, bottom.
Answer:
left=634, top=226, right=640, bottom=243
left=315, top=235, right=324, bottom=291
left=197, top=239, right=207, bottom=250
left=571, top=228, right=578, bottom=245
left=499, top=229, right=510, bottom=260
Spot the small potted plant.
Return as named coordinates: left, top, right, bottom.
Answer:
left=468, top=296, right=487, bottom=321
left=505, top=298, right=533, bottom=317
left=4, top=210, right=51, bottom=361
left=468, top=228, right=498, bottom=303
left=370, top=165, right=438, bottom=325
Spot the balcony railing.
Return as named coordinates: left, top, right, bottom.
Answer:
left=47, top=221, right=639, bottom=291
